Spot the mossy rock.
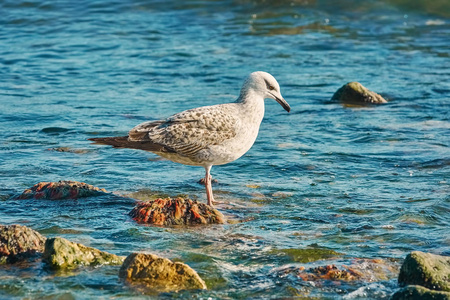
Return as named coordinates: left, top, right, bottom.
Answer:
left=398, top=251, right=450, bottom=292
left=271, top=247, right=342, bottom=263
left=119, top=253, right=207, bottom=292
left=332, top=82, right=387, bottom=105
left=43, top=237, right=125, bottom=269
left=391, top=285, right=450, bottom=300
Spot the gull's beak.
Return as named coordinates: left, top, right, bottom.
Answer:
left=273, top=94, right=291, bottom=113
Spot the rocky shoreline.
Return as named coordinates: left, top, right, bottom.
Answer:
left=1, top=181, right=448, bottom=297
left=0, top=224, right=207, bottom=293
left=2, top=222, right=448, bottom=297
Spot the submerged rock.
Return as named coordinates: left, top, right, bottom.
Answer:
left=391, top=285, right=450, bottom=300
left=332, top=82, right=388, bottom=104
left=295, top=264, right=362, bottom=281
left=398, top=251, right=450, bottom=292
left=267, top=21, right=340, bottom=36
left=271, top=247, right=342, bottom=263
left=17, top=181, right=107, bottom=200
left=198, top=178, right=218, bottom=185
left=277, top=258, right=399, bottom=283
left=0, top=224, right=46, bottom=264
left=47, top=147, right=91, bottom=154
left=119, top=252, right=207, bottom=292
left=129, top=197, right=225, bottom=226
left=43, top=237, right=125, bottom=269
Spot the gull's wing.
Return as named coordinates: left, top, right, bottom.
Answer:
left=128, top=104, right=239, bottom=157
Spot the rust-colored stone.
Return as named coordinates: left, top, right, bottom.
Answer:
left=0, top=224, right=46, bottom=263
left=129, top=197, right=225, bottom=226
left=277, top=258, right=399, bottom=283
left=17, top=181, right=107, bottom=200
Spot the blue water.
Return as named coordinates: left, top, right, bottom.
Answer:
left=1, top=0, right=449, bottom=298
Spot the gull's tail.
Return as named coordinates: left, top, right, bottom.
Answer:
left=88, top=136, right=173, bottom=153
left=88, top=136, right=130, bottom=148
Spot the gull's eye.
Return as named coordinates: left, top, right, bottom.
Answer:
left=264, top=79, right=276, bottom=91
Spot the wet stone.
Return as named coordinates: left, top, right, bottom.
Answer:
left=277, top=258, right=399, bottom=283
left=119, top=252, right=207, bottom=292
left=48, top=147, right=91, bottom=154
left=0, top=224, right=46, bottom=264
left=42, top=237, right=125, bottom=269
left=271, top=247, right=342, bottom=263
left=198, top=178, right=218, bottom=185
left=129, top=197, right=225, bottom=226
left=398, top=251, right=450, bottom=292
left=391, top=285, right=450, bottom=300
left=332, top=82, right=388, bottom=105
left=17, top=181, right=107, bottom=200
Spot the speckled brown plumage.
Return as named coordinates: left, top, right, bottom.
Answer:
left=89, top=71, right=290, bottom=206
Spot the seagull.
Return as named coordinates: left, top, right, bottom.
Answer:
left=89, top=71, right=290, bottom=206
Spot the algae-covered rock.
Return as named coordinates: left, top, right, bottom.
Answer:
left=267, top=21, right=340, bottom=36
left=47, top=147, right=91, bottom=154
left=129, top=197, right=225, bottom=226
left=391, top=285, right=450, bottom=300
left=119, top=252, right=207, bottom=292
left=277, top=258, right=399, bottom=283
left=272, top=246, right=342, bottom=263
left=17, top=181, right=107, bottom=200
left=0, top=224, right=46, bottom=263
left=398, top=251, right=450, bottom=292
left=332, top=82, right=388, bottom=104
left=298, top=264, right=362, bottom=281
left=43, top=237, right=125, bottom=269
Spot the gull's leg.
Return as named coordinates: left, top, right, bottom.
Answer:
left=204, top=165, right=215, bottom=206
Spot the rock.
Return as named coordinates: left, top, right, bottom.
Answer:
left=124, top=189, right=171, bottom=201
left=17, top=181, right=107, bottom=200
left=349, top=258, right=400, bottom=281
left=331, top=82, right=388, bottom=104
left=198, top=178, right=218, bottom=185
left=267, top=22, right=340, bottom=36
left=277, top=258, right=399, bottom=283
left=271, top=246, right=342, bottom=263
left=42, top=237, right=125, bottom=269
left=129, top=197, right=225, bottom=226
left=296, top=264, right=362, bottom=281
left=119, top=252, right=207, bottom=292
left=391, top=285, right=450, bottom=300
left=398, top=251, right=450, bottom=292
left=47, top=147, right=90, bottom=154
left=0, top=224, right=46, bottom=263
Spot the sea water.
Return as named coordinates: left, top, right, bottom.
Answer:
left=0, top=0, right=449, bottom=298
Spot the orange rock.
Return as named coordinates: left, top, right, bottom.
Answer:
left=129, top=197, right=225, bottom=226
left=17, top=181, right=107, bottom=200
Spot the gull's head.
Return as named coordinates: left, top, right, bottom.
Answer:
left=241, top=71, right=290, bottom=112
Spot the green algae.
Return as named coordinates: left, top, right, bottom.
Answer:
left=271, top=247, right=343, bottom=263
left=43, top=237, right=125, bottom=270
